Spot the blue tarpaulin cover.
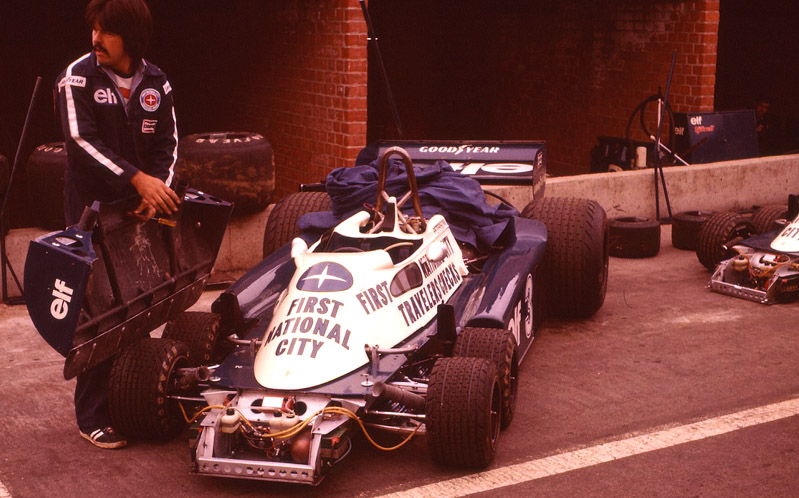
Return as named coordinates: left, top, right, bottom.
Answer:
left=298, top=155, right=518, bottom=252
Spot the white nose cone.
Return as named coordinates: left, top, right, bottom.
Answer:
left=770, top=218, right=799, bottom=253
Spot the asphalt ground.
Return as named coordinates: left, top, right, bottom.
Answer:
left=1, top=224, right=798, bottom=497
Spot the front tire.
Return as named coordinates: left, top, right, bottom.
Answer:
left=454, top=327, right=518, bottom=429
left=696, top=212, right=755, bottom=270
left=162, top=311, right=226, bottom=365
left=426, top=357, right=501, bottom=468
left=108, top=338, right=191, bottom=440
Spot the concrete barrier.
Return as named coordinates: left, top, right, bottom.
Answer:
left=488, top=153, right=799, bottom=219
left=5, top=153, right=799, bottom=300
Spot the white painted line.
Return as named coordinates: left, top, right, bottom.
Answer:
left=376, top=397, right=799, bottom=498
left=0, top=479, right=11, bottom=498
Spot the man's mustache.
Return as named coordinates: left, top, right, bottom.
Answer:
left=94, top=44, right=108, bottom=55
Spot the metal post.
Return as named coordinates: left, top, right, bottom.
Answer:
left=359, top=0, right=404, bottom=138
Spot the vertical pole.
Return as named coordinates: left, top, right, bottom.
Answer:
left=359, top=0, right=404, bottom=139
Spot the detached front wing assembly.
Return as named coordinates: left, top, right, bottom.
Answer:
left=24, top=189, right=233, bottom=379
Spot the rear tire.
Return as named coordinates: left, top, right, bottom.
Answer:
left=696, top=212, right=755, bottom=270
left=108, top=338, right=190, bottom=440
left=521, top=197, right=608, bottom=319
left=426, top=357, right=500, bottom=468
left=262, top=191, right=331, bottom=258
left=454, top=327, right=518, bottom=429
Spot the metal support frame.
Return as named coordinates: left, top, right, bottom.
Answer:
left=1, top=76, right=42, bottom=304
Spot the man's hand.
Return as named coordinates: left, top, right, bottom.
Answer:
left=129, top=171, right=181, bottom=221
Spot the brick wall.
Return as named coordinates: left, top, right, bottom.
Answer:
left=155, top=1, right=368, bottom=199
left=369, top=0, right=720, bottom=176
left=248, top=1, right=368, bottom=197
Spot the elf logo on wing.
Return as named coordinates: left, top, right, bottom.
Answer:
left=50, top=279, right=74, bottom=320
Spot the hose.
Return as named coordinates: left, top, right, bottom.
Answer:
left=179, top=402, right=421, bottom=452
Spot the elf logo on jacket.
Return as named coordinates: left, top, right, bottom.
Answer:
left=297, top=263, right=353, bottom=292
left=94, top=88, right=118, bottom=105
left=140, top=88, right=161, bottom=112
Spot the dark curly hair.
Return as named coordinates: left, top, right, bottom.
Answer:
left=85, top=0, right=153, bottom=63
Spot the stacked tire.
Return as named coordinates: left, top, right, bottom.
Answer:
left=608, top=217, right=661, bottom=258
left=177, top=132, right=274, bottom=215
left=671, top=210, right=715, bottom=251
left=26, top=142, right=68, bottom=229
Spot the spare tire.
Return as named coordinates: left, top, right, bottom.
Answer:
left=521, top=197, right=608, bottom=319
left=672, top=210, right=715, bottom=251
left=608, top=217, right=660, bottom=258
left=176, top=132, right=274, bottom=215
left=750, top=204, right=788, bottom=234
left=26, top=142, right=67, bottom=229
left=262, top=191, right=332, bottom=258
left=695, top=212, right=755, bottom=270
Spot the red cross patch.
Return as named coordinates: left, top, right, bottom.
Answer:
left=139, top=88, right=161, bottom=112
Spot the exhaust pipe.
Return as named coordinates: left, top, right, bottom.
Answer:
left=372, top=382, right=426, bottom=412
left=175, top=366, right=211, bottom=390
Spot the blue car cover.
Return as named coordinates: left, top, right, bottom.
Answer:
left=298, top=153, right=519, bottom=252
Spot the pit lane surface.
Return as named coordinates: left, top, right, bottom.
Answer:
left=1, top=225, right=798, bottom=497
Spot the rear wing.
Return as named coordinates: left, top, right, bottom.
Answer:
left=379, top=140, right=546, bottom=199
left=24, top=189, right=232, bottom=379
left=300, top=140, right=546, bottom=201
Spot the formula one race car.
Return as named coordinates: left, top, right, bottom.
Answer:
left=26, top=143, right=608, bottom=486
left=697, top=194, right=799, bottom=304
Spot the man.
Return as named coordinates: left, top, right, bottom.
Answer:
left=56, top=0, right=180, bottom=449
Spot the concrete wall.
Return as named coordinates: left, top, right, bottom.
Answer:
left=488, top=153, right=799, bottom=219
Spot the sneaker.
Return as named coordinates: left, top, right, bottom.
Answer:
left=80, top=426, right=127, bottom=449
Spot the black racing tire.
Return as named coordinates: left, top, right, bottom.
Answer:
left=162, top=311, right=227, bottom=365
left=425, top=357, right=501, bottom=468
left=176, top=131, right=274, bottom=215
left=750, top=204, right=788, bottom=234
left=608, top=217, right=661, bottom=258
left=262, top=191, right=331, bottom=258
left=521, top=197, right=609, bottom=319
left=671, top=210, right=715, bottom=251
left=25, top=142, right=67, bottom=229
left=108, top=338, right=191, bottom=441
left=696, top=212, right=755, bottom=270
left=454, top=327, right=518, bottom=429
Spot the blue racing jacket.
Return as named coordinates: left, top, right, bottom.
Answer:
left=56, top=51, right=177, bottom=224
